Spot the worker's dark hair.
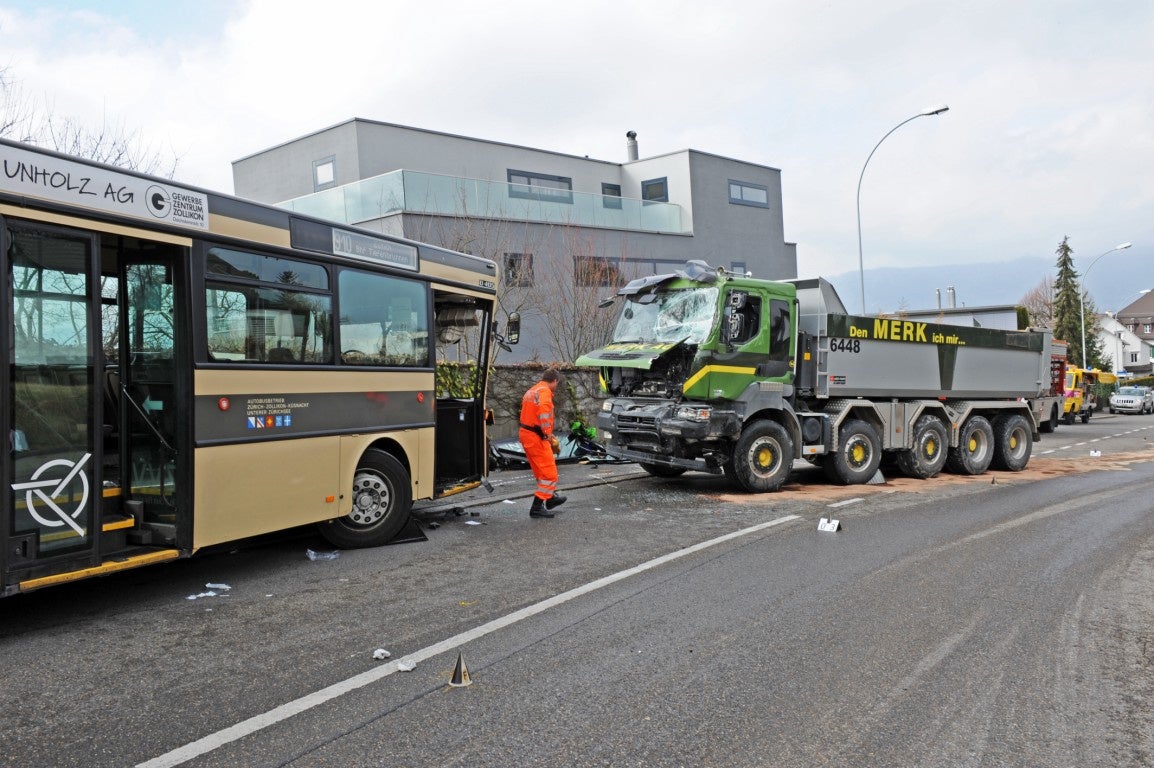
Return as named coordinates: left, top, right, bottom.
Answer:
left=541, top=368, right=561, bottom=383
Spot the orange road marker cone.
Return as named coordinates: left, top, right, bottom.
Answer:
left=449, top=652, right=472, bottom=687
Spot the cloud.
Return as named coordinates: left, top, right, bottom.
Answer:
left=1, top=0, right=1151, bottom=294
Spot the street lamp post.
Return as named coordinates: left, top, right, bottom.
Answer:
left=856, top=104, right=949, bottom=314
left=1079, top=242, right=1133, bottom=368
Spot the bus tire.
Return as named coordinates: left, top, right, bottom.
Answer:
left=319, top=449, right=412, bottom=548
left=824, top=418, right=882, bottom=485
left=945, top=415, right=994, bottom=475
left=896, top=414, right=948, bottom=479
left=728, top=419, right=793, bottom=493
left=639, top=462, right=688, bottom=478
left=991, top=413, right=1032, bottom=472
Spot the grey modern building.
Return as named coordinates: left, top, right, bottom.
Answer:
left=232, top=119, right=797, bottom=363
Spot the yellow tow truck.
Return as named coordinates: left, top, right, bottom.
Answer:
left=1063, top=367, right=1117, bottom=424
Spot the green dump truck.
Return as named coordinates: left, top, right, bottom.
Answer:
left=575, top=261, right=1053, bottom=492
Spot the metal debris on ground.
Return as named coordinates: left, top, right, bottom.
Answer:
left=306, top=548, right=340, bottom=561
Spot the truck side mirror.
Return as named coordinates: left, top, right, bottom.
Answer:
left=506, top=312, right=521, bottom=345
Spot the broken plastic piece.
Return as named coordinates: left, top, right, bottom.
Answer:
left=502, top=499, right=517, bottom=505
left=205, top=583, right=231, bottom=591
left=186, top=591, right=217, bottom=600
left=397, top=661, right=415, bottom=672
left=373, top=648, right=392, bottom=660
left=1090, top=450, right=1102, bottom=457
left=306, top=549, right=340, bottom=561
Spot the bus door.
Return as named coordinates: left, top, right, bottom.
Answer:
left=4, top=223, right=103, bottom=579
left=118, top=247, right=186, bottom=545
left=432, top=291, right=493, bottom=494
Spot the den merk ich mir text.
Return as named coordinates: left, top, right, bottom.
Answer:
left=849, top=318, right=967, bottom=346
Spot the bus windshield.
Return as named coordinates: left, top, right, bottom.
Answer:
left=611, top=286, right=719, bottom=345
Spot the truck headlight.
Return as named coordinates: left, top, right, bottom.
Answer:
left=676, top=405, right=712, bottom=422
left=601, top=400, right=614, bottom=412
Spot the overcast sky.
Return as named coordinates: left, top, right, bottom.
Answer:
left=1, top=1, right=1150, bottom=311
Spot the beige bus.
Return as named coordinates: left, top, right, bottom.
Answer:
left=2, top=138, right=508, bottom=596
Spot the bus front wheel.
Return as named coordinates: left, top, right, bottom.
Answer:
left=319, top=449, right=412, bottom=548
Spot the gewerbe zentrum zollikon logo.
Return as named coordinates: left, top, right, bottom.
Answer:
left=146, top=185, right=171, bottom=218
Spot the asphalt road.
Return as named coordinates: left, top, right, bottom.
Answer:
left=3, top=415, right=1154, bottom=767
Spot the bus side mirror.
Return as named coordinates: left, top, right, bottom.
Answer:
left=598, top=297, right=615, bottom=309
left=506, top=313, right=521, bottom=345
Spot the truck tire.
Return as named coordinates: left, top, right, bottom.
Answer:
left=1081, top=409, right=1091, bottom=423
left=728, top=419, right=794, bottom=492
left=991, top=414, right=1032, bottom=472
left=945, top=415, right=994, bottom=475
left=639, top=462, right=688, bottom=478
left=896, top=414, right=948, bottom=479
left=318, top=449, right=412, bottom=548
left=824, top=418, right=882, bottom=485
left=1039, top=404, right=1059, bottom=433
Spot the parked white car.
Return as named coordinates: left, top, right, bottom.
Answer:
left=1108, top=385, right=1154, bottom=414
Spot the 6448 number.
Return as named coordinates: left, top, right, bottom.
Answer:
left=830, top=338, right=861, bottom=353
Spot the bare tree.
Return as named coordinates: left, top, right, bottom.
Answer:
left=1020, top=276, right=1056, bottom=329
left=1, top=66, right=179, bottom=177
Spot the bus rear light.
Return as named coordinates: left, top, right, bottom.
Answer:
left=417, top=392, right=425, bottom=403
left=325, top=495, right=336, bottom=503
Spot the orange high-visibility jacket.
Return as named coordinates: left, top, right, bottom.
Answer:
left=520, top=381, right=555, bottom=440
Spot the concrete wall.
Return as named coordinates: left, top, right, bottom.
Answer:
left=487, top=365, right=603, bottom=441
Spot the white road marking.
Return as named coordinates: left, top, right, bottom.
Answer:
left=828, top=498, right=863, bottom=508
left=137, top=513, right=801, bottom=768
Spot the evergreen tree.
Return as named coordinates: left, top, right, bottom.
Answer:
left=1051, top=236, right=1107, bottom=370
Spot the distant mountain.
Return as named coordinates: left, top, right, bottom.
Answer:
left=816, top=256, right=1148, bottom=316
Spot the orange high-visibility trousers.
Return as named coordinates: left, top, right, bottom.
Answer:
left=520, top=429, right=559, bottom=500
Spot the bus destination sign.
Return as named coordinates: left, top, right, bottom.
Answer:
left=332, top=228, right=419, bottom=271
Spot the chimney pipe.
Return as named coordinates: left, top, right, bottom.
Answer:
left=626, top=130, right=638, bottom=161
left=936, top=288, right=941, bottom=309
left=947, top=287, right=956, bottom=309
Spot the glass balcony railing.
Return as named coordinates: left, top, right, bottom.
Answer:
left=278, top=170, right=687, bottom=234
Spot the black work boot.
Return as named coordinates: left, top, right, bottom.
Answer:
left=545, top=494, right=567, bottom=510
left=529, top=497, right=554, bottom=518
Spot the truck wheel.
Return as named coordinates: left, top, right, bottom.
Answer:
left=1039, top=404, right=1059, bottom=433
left=1062, top=411, right=1074, bottom=425
left=945, top=415, right=994, bottom=475
left=1081, top=409, right=1091, bottom=424
left=318, top=449, right=412, bottom=548
left=639, top=462, right=688, bottom=478
left=991, top=414, right=1032, bottom=472
left=896, top=414, right=948, bottom=479
left=728, top=420, right=793, bottom=492
left=824, top=418, right=882, bottom=485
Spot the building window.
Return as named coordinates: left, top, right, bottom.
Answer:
left=1146, top=324, right=1152, bottom=334
left=641, top=177, right=668, bottom=203
left=507, top=170, right=573, bottom=203
left=504, top=253, right=534, bottom=287
left=1131, top=352, right=1139, bottom=364
left=313, top=156, right=336, bottom=192
left=729, top=179, right=769, bottom=208
left=601, top=182, right=622, bottom=209
left=574, top=256, right=620, bottom=287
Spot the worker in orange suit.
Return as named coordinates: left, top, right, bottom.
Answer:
left=519, top=368, right=566, bottom=518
